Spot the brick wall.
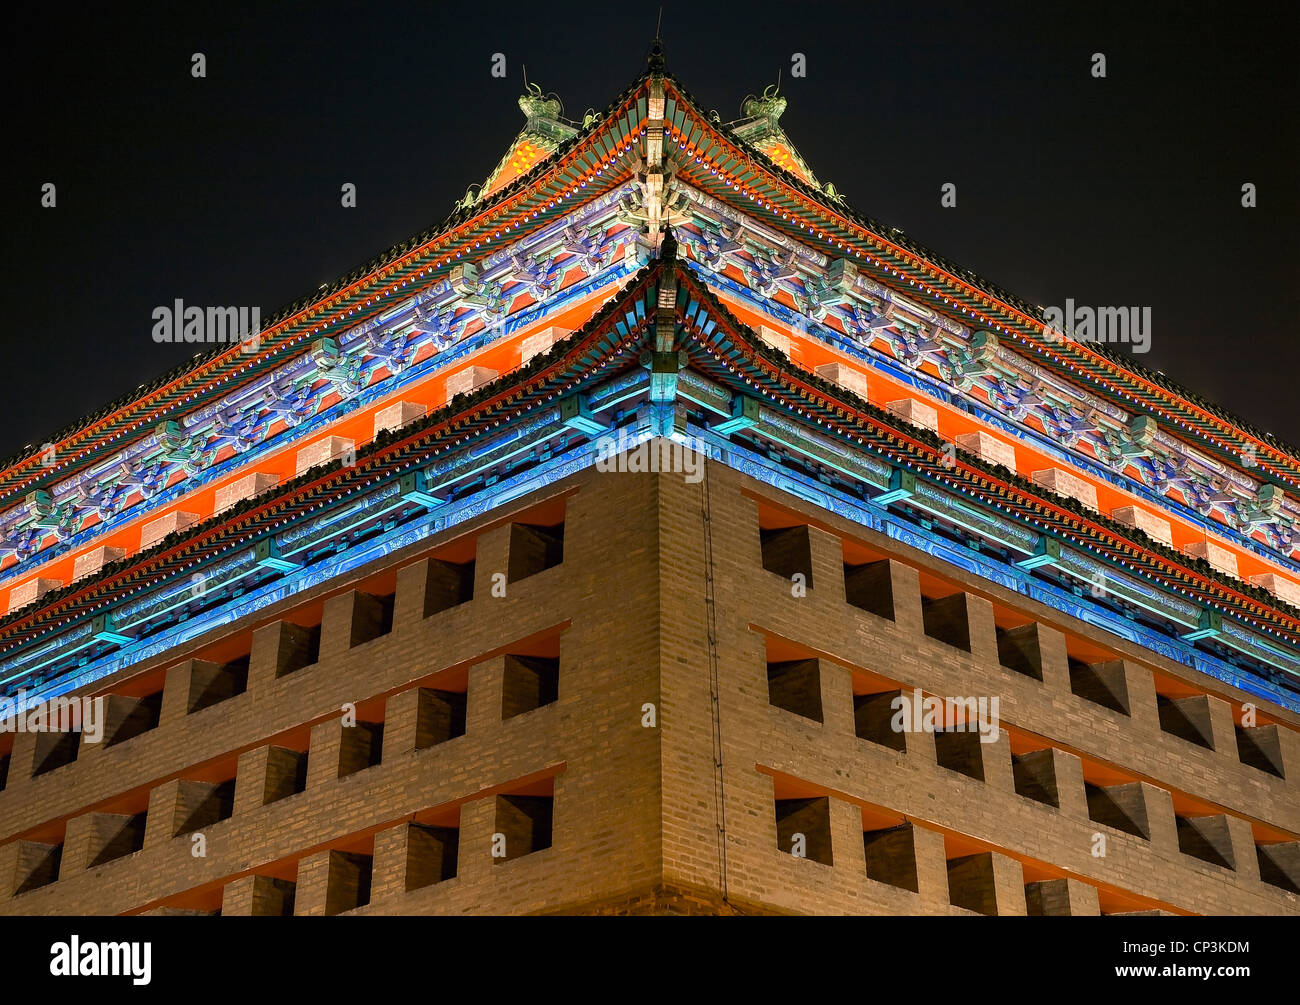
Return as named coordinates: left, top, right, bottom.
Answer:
left=1, top=458, right=1296, bottom=915
left=657, top=462, right=1299, bottom=915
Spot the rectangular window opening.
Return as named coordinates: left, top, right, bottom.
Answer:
left=1011, top=750, right=1060, bottom=807
left=324, top=851, right=373, bottom=916
left=844, top=559, right=895, bottom=620
left=1176, top=815, right=1235, bottom=870
left=406, top=823, right=460, bottom=890
left=103, top=692, right=164, bottom=747
left=996, top=624, right=1044, bottom=681
left=760, top=526, right=814, bottom=589
left=507, top=523, right=564, bottom=583
left=921, top=594, right=972, bottom=652
left=263, top=746, right=309, bottom=804
left=863, top=823, right=920, bottom=893
left=175, top=777, right=237, bottom=835
left=1068, top=657, right=1130, bottom=715
left=767, top=658, right=824, bottom=723
left=424, top=559, right=476, bottom=616
left=339, top=721, right=384, bottom=778
left=1157, top=694, right=1214, bottom=750
left=1236, top=724, right=1285, bottom=778
left=276, top=622, right=322, bottom=678
left=1085, top=781, right=1149, bottom=839
left=774, top=796, right=833, bottom=866
left=493, top=795, right=554, bottom=863
left=501, top=656, right=559, bottom=720
left=853, top=690, right=906, bottom=752
left=32, top=731, right=80, bottom=777
left=415, top=689, right=468, bottom=748
left=188, top=655, right=250, bottom=714
left=350, top=592, right=395, bottom=647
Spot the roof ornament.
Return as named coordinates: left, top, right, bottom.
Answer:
left=740, top=81, right=787, bottom=126
left=821, top=181, right=846, bottom=204
left=456, top=184, right=482, bottom=211
left=647, top=7, right=667, bottom=72
left=519, top=79, right=566, bottom=129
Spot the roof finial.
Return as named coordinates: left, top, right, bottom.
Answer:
left=660, top=230, right=678, bottom=262
left=647, top=8, right=667, bottom=72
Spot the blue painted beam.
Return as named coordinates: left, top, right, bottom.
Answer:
left=715, top=395, right=760, bottom=435
left=559, top=394, right=605, bottom=435
left=875, top=468, right=916, bottom=505
left=1181, top=609, right=1223, bottom=643
left=399, top=470, right=442, bottom=509
left=1017, top=536, right=1064, bottom=571
left=253, top=539, right=300, bottom=573
left=90, top=613, right=132, bottom=646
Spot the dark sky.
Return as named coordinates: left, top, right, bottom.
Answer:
left=4, top=0, right=1296, bottom=460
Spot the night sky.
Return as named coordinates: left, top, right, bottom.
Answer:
left=4, top=0, right=1296, bottom=461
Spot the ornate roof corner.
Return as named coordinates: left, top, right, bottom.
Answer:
left=737, top=84, right=787, bottom=130
left=516, top=83, right=577, bottom=143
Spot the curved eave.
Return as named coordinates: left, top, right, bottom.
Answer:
left=673, top=266, right=1300, bottom=645
left=0, top=70, right=655, bottom=510
left=2, top=253, right=1298, bottom=693
left=0, top=261, right=665, bottom=646
left=5, top=65, right=1296, bottom=647
left=660, top=76, right=1300, bottom=494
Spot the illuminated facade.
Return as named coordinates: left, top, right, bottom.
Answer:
left=0, top=45, right=1297, bottom=915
